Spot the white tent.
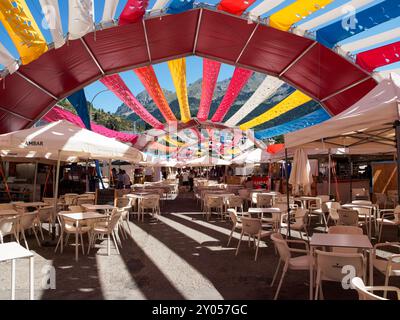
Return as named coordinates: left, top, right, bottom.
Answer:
left=284, top=73, right=400, bottom=153
left=0, top=120, right=143, bottom=201
left=232, top=148, right=271, bottom=164
left=0, top=120, right=143, bottom=162
left=186, top=156, right=231, bottom=167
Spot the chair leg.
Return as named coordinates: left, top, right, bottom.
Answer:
left=112, top=231, right=120, bottom=255
left=21, top=229, right=29, bottom=250
left=383, top=272, right=390, bottom=299
left=314, top=270, right=321, bottom=300
left=227, top=226, right=234, bottom=246
left=254, top=235, right=261, bottom=261
left=107, top=234, right=111, bottom=256
left=32, top=228, right=41, bottom=247
left=274, top=263, right=288, bottom=300
left=270, top=259, right=282, bottom=287
left=80, top=233, right=85, bottom=255
left=125, top=220, right=132, bottom=235
left=235, top=232, right=244, bottom=256
left=38, top=224, right=44, bottom=240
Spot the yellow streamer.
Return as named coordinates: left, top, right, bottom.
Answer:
left=167, top=58, right=191, bottom=123
left=240, top=90, right=312, bottom=130
left=269, top=0, right=333, bottom=31
left=0, top=0, right=48, bottom=64
left=163, top=135, right=186, bottom=147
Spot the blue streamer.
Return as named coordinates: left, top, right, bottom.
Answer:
left=316, top=0, right=400, bottom=48
left=67, top=90, right=105, bottom=189
left=255, top=108, right=330, bottom=140
left=167, top=0, right=195, bottom=14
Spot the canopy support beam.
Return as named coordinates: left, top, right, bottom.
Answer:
left=279, top=42, right=317, bottom=77
left=235, top=23, right=259, bottom=64
left=320, top=76, right=371, bottom=102
left=142, top=20, right=152, bottom=62
left=80, top=38, right=105, bottom=76
left=193, top=8, right=203, bottom=54
left=0, top=105, right=33, bottom=122
left=16, top=72, right=58, bottom=100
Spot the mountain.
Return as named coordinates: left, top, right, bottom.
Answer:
left=114, top=72, right=321, bottom=135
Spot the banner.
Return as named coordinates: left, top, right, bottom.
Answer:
left=255, top=108, right=330, bottom=139
left=240, top=90, right=312, bottom=130
left=197, top=59, right=221, bottom=121
left=168, top=58, right=191, bottom=123
left=356, top=41, right=400, bottom=72
left=217, top=0, right=256, bottom=16
left=0, top=42, right=18, bottom=73
left=118, top=0, right=148, bottom=25
left=316, top=0, right=400, bottom=48
left=134, top=66, right=176, bottom=122
left=102, top=0, right=119, bottom=23
left=167, top=0, right=195, bottom=14
left=211, top=68, right=253, bottom=122
left=0, top=0, right=48, bottom=64
left=101, top=74, right=163, bottom=129
left=44, top=106, right=138, bottom=144
left=269, top=0, right=333, bottom=31
left=39, top=0, right=65, bottom=48
left=68, top=0, right=95, bottom=40
left=225, top=76, right=284, bottom=126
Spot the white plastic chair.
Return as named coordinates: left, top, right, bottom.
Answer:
left=227, top=209, right=242, bottom=246
left=337, top=209, right=359, bottom=226
left=314, top=249, right=366, bottom=300
left=270, top=232, right=312, bottom=300
left=205, top=196, right=224, bottom=221
left=226, top=195, right=244, bottom=213
left=0, top=217, right=18, bottom=243
left=352, top=277, right=400, bottom=300
left=372, top=242, right=400, bottom=298
left=281, top=208, right=309, bottom=240
left=18, top=212, right=41, bottom=249
left=376, top=206, right=400, bottom=242
left=325, top=201, right=341, bottom=226
left=235, top=217, right=272, bottom=261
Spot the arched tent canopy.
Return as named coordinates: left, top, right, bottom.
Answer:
left=0, top=7, right=376, bottom=135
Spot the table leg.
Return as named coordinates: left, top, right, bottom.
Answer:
left=29, top=256, right=34, bottom=300
left=75, top=222, right=79, bottom=262
left=11, top=259, right=15, bottom=300
left=369, top=249, right=373, bottom=285
left=309, top=246, right=314, bottom=300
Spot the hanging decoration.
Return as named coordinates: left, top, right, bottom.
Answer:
left=217, top=0, right=256, bottom=16
left=68, top=0, right=95, bottom=40
left=152, top=0, right=170, bottom=12
left=255, top=108, right=330, bottom=139
left=248, top=0, right=285, bottom=21
left=101, top=74, right=164, bottom=129
left=167, top=0, right=195, bottom=14
left=240, top=90, right=312, bottom=130
left=39, top=0, right=65, bottom=48
left=269, top=0, right=333, bottom=31
left=316, top=0, right=400, bottom=49
left=211, top=68, right=253, bottom=123
left=118, top=0, right=149, bottom=25
left=197, top=59, right=221, bottom=121
left=134, top=66, right=177, bottom=122
left=167, top=58, right=191, bottom=123
left=0, top=0, right=48, bottom=65
left=44, top=106, right=139, bottom=144
left=102, top=0, right=119, bottom=23
left=225, top=76, right=284, bottom=126
left=0, top=43, right=18, bottom=73
left=356, top=41, right=400, bottom=72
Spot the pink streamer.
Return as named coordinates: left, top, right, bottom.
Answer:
left=44, top=106, right=139, bottom=144
left=118, top=0, right=149, bottom=26
left=211, top=68, right=253, bottom=122
left=101, top=74, right=163, bottom=129
left=197, top=59, right=221, bottom=121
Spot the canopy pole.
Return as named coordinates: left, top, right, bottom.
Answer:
left=33, top=160, right=38, bottom=202
left=285, top=148, right=291, bottom=238
left=328, top=149, right=331, bottom=199
left=85, top=160, right=89, bottom=192
left=395, top=120, right=400, bottom=204
left=349, top=156, right=353, bottom=202
left=53, top=151, right=62, bottom=240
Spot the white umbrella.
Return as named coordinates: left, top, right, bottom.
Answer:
left=289, top=148, right=312, bottom=196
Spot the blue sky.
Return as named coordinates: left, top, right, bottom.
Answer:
left=0, top=0, right=398, bottom=113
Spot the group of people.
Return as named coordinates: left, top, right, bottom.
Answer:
left=112, top=168, right=132, bottom=189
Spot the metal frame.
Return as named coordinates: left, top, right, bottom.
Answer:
left=80, top=38, right=105, bottom=76
left=320, top=76, right=372, bottom=102
left=192, top=8, right=203, bottom=54
left=15, top=72, right=58, bottom=100
left=279, top=41, right=317, bottom=77
left=142, top=19, right=152, bottom=62
left=235, top=23, right=260, bottom=64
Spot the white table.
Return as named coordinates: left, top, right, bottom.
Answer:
left=309, top=233, right=373, bottom=300
left=0, top=209, right=19, bottom=217
left=59, top=212, right=106, bottom=261
left=81, top=204, right=115, bottom=213
left=0, top=242, right=34, bottom=300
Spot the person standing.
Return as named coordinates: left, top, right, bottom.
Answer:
left=181, top=170, right=189, bottom=188
left=188, top=170, right=194, bottom=192
left=122, top=170, right=131, bottom=189
left=117, top=169, right=124, bottom=189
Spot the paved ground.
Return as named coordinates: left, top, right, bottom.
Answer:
left=1, top=192, right=399, bottom=300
